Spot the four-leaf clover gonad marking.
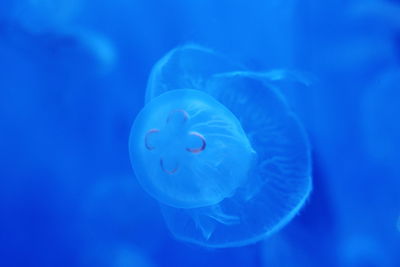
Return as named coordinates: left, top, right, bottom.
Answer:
left=144, top=109, right=206, bottom=174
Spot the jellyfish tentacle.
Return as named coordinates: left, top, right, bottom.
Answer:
left=206, top=205, right=240, bottom=225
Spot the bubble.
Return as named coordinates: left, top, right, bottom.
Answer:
left=129, top=45, right=312, bottom=247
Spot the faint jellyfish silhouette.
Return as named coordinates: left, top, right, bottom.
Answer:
left=129, top=45, right=312, bottom=247
left=84, top=243, right=155, bottom=267
left=77, top=32, right=117, bottom=73
left=397, top=216, right=400, bottom=233
left=362, top=69, right=400, bottom=168
left=261, top=233, right=313, bottom=267
left=11, top=0, right=81, bottom=33
left=112, top=245, right=155, bottom=267
left=7, top=0, right=116, bottom=72
left=341, top=235, right=392, bottom=267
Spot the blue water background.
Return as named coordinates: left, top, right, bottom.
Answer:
left=1, top=0, right=399, bottom=266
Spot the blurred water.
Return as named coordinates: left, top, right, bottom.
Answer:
left=0, top=0, right=399, bottom=266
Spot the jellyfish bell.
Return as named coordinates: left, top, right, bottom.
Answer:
left=130, top=45, right=312, bottom=247
left=145, top=44, right=243, bottom=103
left=129, top=89, right=256, bottom=209
left=160, top=72, right=312, bottom=247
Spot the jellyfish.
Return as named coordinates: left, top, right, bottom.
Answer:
left=4, top=0, right=116, bottom=72
left=11, top=0, right=82, bottom=34
left=129, top=45, right=312, bottom=247
left=131, top=89, right=256, bottom=209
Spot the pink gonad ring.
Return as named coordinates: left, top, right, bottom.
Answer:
left=143, top=110, right=207, bottom=174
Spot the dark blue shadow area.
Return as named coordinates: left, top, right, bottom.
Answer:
left=0, top=0, right=399, bottom=266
